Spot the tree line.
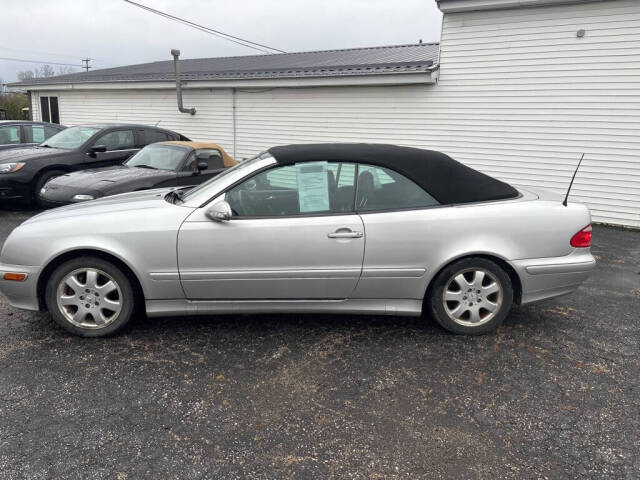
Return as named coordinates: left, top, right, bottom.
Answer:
left=0, top=65, right=76, bottom=119
left=16, top=65, right=76, bottom=81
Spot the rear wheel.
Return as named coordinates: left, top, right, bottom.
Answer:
left=428, top=257, right=513, bottom=335
left=34, top=169, right=66, bottom=207
left=45, top=256, right=136, bottom=337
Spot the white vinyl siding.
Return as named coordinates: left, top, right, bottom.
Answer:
left=34, top=89, right=235, bottom=153
left=436, top=0, right=640, bottom=227
left=28, top=0, right=640, bottom=227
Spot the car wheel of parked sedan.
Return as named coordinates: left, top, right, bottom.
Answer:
left=45, top=257, right=135, bottom=337
left=34, top=170, right=66, bottom=207
left=428, top=257, right=513, bottom=335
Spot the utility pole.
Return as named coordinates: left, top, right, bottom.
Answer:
left=81, top=58, right=91, bottom=72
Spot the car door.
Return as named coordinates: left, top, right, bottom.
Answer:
left=83, top=128, right=138, bottom=167
left=177, top=161, right=364, bottom=300
left=349, top=164, right=442, bottom=300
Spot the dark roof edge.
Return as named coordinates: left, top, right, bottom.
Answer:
left=8, top=42, right=440, bottom=88
left=437, top=0, right=607, bottom=13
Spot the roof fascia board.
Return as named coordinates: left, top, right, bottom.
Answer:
left=437, top=0, right=606, bottom=13
left=9, top=72, right=435, bottom=92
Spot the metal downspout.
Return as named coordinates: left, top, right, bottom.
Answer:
left=171, top=49, right=196, bottom=115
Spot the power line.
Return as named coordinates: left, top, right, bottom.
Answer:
left=0, top=46, right=81, bottom=61
left=123, top=0, right=286, bottom=54
left=0, top=56, right=83, bottom=67
left=0, top=47, right=115, bottom=66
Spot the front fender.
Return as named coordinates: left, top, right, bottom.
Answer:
left=1, top=204, right=193, bottom=300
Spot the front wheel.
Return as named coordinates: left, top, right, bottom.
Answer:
left=428, top=257, right=513, bottom=335
left=45, top=256, right=136, bottom=337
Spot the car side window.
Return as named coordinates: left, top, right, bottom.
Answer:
left=24, top=125, right=42, bottom=143
left=356, top=164, right=439, bottom=211
left=191, top=149, right=224, bottom=171
left=141, top=129, right=172, bottom=146
left=225, top=161, right=356, bottom=217
left=0, top=126, right=21, bottom=145
left=24, top=125, right=59, bottom=143
left=94, top=130, right=135, bottom=151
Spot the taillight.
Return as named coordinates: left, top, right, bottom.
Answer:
left=570, top=224, right=592, bottom=248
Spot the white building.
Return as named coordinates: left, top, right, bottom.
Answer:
left=11, top=0, right=640, bottom=227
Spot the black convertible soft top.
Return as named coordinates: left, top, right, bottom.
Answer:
left=268, top=143, right=519, bottom=205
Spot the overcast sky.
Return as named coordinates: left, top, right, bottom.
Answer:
left=0, top=0, right=442, bottom=83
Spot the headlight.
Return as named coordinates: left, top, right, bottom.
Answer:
left=0, top=162, right=26, bottom=174
left=72, top=194, right=95, bottom=202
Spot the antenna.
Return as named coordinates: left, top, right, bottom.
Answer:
left=154, top=119, right=161, bottom=126
left=563, top=153, right=585, bottom=207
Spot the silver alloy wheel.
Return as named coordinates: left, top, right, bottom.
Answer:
left=56, top=268, right=123, bottom=329
left=442, top=268, right=503, bottom=327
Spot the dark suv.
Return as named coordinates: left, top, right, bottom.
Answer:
left=0, top=123, right=189, bottom=205
left=0, top=121, right=65, bottom=151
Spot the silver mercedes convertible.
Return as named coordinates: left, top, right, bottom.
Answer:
left=0, top=144, right=595, bottom=337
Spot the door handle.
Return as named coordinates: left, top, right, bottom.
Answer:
left=327, top=230, right=363, bottom=239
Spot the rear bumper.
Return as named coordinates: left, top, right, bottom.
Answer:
left=0, top=263, right=41, bottom=311
left=510, top=250, right=596, bottom=305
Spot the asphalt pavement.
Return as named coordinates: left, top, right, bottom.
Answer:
left=0, top=207, right=638, bottom=479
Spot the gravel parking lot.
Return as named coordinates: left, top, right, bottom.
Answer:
left=0, top=207, right=638, bottom=479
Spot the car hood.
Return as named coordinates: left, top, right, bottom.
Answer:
left=47, top=165, right=174, bottom=192
left=0, top=145, right=68, bottom=163
left=24, top=188, right=180, bottom=224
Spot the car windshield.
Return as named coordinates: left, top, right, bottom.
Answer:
left=180, top=152, right=269, bottom=201
left=126, top=144, right=187, bottom=171
left=41, top=126, right=100, bottom=149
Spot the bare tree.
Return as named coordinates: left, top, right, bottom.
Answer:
left=17, top=70, right=35, bottom=81
left=39, top=64, right=55, bottom=77
left=17, top=64, right=58, bottom=81
left=57, top=66, right=76, bottom=76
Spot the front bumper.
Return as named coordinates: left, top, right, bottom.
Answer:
left=510, top=249, right=596, bottom=305
left=39, top=185, right=104, bottom=207
left=0, top=178, right=31, bottom=200
left=0, top=263, right=42, bottom=311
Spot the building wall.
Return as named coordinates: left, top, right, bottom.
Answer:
left=436, top=0, right=640, bottom=227
left=28, top=0, right=640, bottom=227
left=31, top=88, right=235, bottom=154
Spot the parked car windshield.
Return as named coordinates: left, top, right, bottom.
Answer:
left=180, top=152, right=269, bottom=201
left=126, top=144, right=187, bottom=171
left=41, top=126, right=100, bottom=149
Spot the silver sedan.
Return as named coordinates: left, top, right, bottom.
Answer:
left=0, top=144, right=595, bottom=337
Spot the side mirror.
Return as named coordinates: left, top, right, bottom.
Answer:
left=205, top=201, right=232, bottom=222
left=196, top=161, right=208, bottom=172
left=90, top=145, right=107, bottom=153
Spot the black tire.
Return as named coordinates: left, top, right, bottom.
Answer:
left=34, top=169, right=66, bottom=207
left=427, top=257, right=513, bottom=335
left=45, top=256, right=136, bottom=337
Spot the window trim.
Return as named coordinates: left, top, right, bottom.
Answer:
left=39, top=96, right=60, bottom=124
